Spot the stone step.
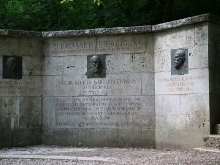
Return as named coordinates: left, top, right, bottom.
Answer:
left=203, top=135, right=220, bottom=148
left=194, top=147, right=220, bottom=153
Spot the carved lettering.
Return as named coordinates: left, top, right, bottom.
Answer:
left=0, top=80, right=36, bottom=95
left=157, top=75, right=205, bottom=93
left=50, top=37, right=145, bottom=55
left=54, top=96, right=143, bottom=128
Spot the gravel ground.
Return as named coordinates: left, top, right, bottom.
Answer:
left=0, top=146, right=219, bottom=165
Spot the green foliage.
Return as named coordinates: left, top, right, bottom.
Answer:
left=17, top=141, right=25, bottom=147
left=0, top=0, right=219, bottom=31
left=76, top=141, right=84, bottom=147
left=94, top=0, right=101, bottom=6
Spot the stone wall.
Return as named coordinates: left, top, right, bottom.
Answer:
left=154, top=23, right=210, bottom=150
left=0, top=35, right=43, bottom=147
left=0, top=13, right=219, bottom=150
left=42, top=34, right=156, bottom=147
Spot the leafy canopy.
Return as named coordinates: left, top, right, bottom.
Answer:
left=0, top=0, right=219, bottom=30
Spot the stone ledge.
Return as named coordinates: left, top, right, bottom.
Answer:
left=0, top=13, right=220, bottom=38
left=152, top=13, right=211, bottom=31
left=0, top=29, right=42, bottom=37
left=194, top=147, right=220, bottom=153
left=203, top=135, right=220, bottom=148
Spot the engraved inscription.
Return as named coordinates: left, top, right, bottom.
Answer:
left=54, top=96, right=143, bottom=128
left=50, top=36, right=145, bottom=55
left=0, top=80, right=35, bottom=94
left=157, top=76, right=204, bottom=92
left=57, top=78, right=137, bottom=95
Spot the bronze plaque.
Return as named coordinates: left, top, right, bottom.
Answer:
left=87, top=55, right=106, bottom=78
left=3, top=55, right=22, bottom=79
left=171, top=48, right=188, bottom=75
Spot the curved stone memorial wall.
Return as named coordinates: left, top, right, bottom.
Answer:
left=0, top=13, right=220, bottom=150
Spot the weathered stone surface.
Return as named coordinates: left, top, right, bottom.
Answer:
left=0, top=29, right=42, bottom=37
left=152, top=14, right=210, bottom=31
left=44, top=34, right=146, bottom=56
left=180, top=94, right=209, bottom=115
left=23, top=56, right=42, bottom=76
left=1, top=13, right=220, bottom=150
left=155, top=69, right=209, bottom=95
left=0, top=76, right=42, bottom=96
left=43, top=96, right=154, bottom=129
left=44, top=36, right=96, bottom=56
left=43, top=73, right=144, bottom=96
left=0, top=37, right=43, bottom=56
left=42, top=26, right=151, bottom=38
left=203, top=135, right=220, bottom=148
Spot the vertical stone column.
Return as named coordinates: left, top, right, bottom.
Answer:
left=154, top=21, right=210, bottom=150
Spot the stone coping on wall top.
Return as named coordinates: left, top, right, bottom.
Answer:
left=0, top=13, right=219, bottom=38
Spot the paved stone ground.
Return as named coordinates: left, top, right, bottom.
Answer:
left=0, top=145, right=219, bottom=165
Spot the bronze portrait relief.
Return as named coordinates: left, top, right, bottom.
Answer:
left=87, top=55, right=106, bottom=78
left=3, top=55, right=22, bottom=79
left=171, top=48, right=188, bottom=75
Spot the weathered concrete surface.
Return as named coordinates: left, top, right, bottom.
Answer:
left=1, top=13, right=220, bottom=150
left=0, top=36, right=43, bottom=147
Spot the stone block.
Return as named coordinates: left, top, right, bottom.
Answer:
left=23, top=56, right=42, bottom=76
left=142, top=129, right=156, bottom=148
left=155, top=95, right=181, bottom=115
left=106, top=53, right=154, bottom=74
left=63, top=55, right=87, bottom=76
left=42, top=57, right=64, bottom=75
left=178, top=114, right=210, bottom=134
left=0, top=37, right=42, bottom=56
left=154, top=31, right=167, bottom=53
left=142, top=73, right=155, bottom=96
left=154, top=25, right=195, bottom=53
left=82, top=128, right=118, bottom=147
left=155, top=128, right=181, bottom=150
left=43, top=96, right=154, bottom=131
left=0, top=97, right=41, bottom=130
left=165, top=26, right=195, bottom=50
left=155, top=69, right=209, bottom=95
left=180, top=131, right=205, bottom=150
left=110, top=54, right=131, bottom=74
left=195, top=23, right=208, bottom=46
left=0, top=76, right=42, bottom=97
left=154, top=50, right=171, bottom=72
left=155, top=46, right=207, bottom=73
left=189, top=45, right=208, bottom=69
left=44, top=37, right=97, bottom=56
left=96, top=34, right=146, bottom=54
left=0, top=129, right=11, bottom=147
left=203, top=135, right=220, bottom=148
left=0, top=115, right=10, bottom=129
left=180, top=94, right=209, bottom=115
left=43, top=76, right=55, bottom=96
left=50, top=73, right=143, bottom=96
left=11, top=128, right=42, bottom=147
left=116, top=128, right=143, bottom=147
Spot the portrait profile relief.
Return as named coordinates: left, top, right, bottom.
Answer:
left=171, top=48, right=188, bottom=75
left=3, top=55, right=22, bottom=79
left=87, top=55, right=106, bottom=78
